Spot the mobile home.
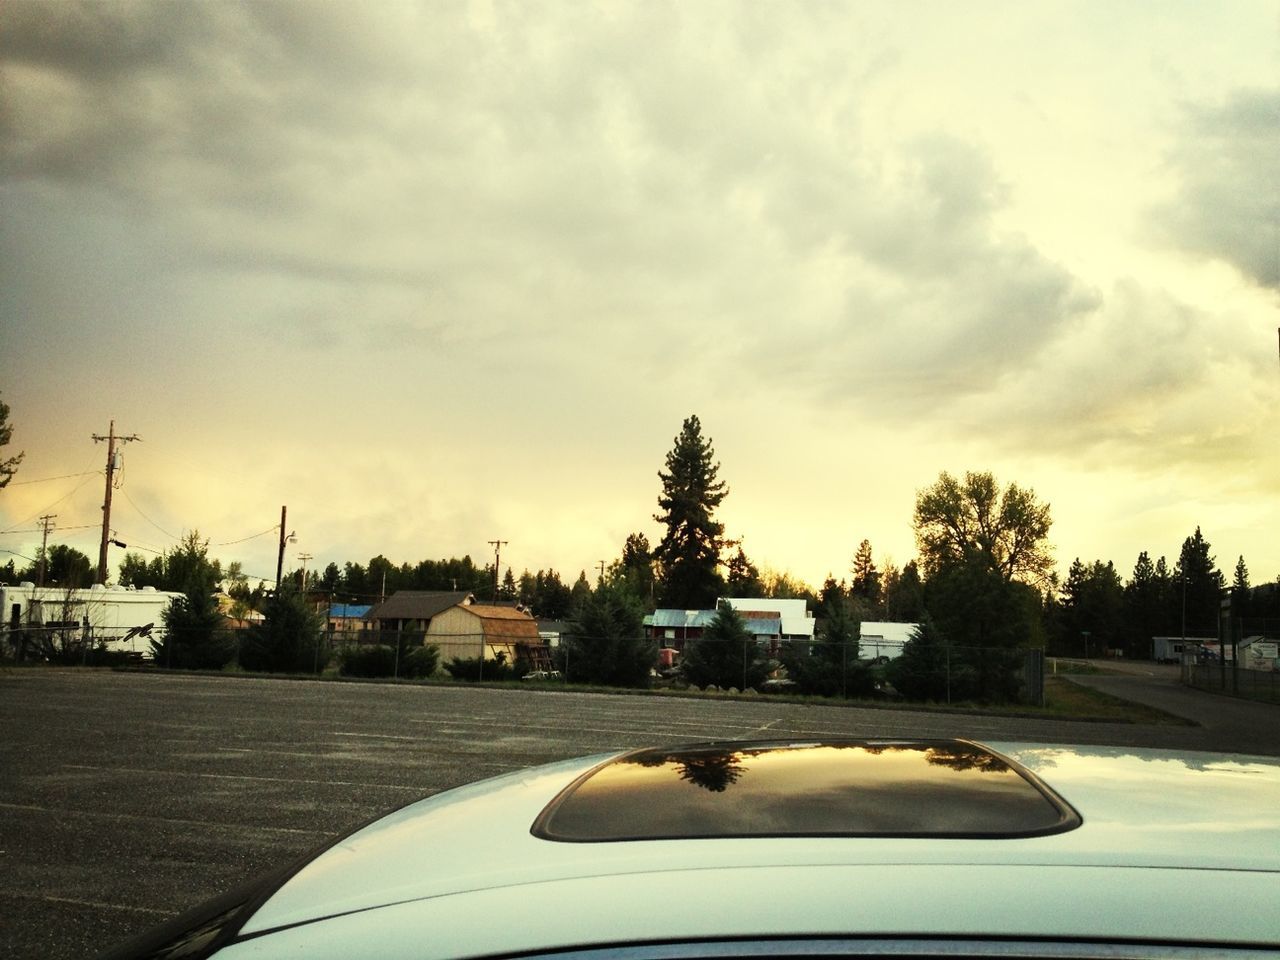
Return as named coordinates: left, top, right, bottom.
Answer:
left=1, top=581, right=185, bottom=659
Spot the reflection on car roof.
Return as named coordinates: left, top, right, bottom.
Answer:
left=534, top=739, right=1080, bottom=841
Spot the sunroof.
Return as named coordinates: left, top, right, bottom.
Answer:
left=533, top=739, right=1080, bottom=842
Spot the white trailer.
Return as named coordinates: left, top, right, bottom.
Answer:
left=1, top=581, right=185, bottom=659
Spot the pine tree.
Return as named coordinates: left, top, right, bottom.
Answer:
left=724, top=545, right=763, bottom=597
left=0, top=393, right=24, bottom=489
left=559, top=582, right=654, bottom=687
left=680, top=603, right=768, bottom=691
left=654, top=415, right=728, bottom=609
left=1175, top=528, right=1225, bottom=637
left=1231, top=556, right=1251, bottom=619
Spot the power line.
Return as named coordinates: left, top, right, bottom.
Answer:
left=0, top=524, right=100, bottom=536
left=120, top=488, right=180, bottom=541
left=217, top=525, right=281, bottom=547
left=0, top=469, right=102, bottom=535
left=6, top=470, right=101, bottom=487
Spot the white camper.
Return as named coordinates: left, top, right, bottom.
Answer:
left=1, top=581, right=185, bottom=659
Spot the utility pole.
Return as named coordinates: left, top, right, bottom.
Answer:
left=598, top=560, right=606, bottom=583
left=297, top=553, right=312, bottom=591
left=488, top=539, right=507, bottom=601
left=92, top=421, right=140, bottom=585
left=36, top=514, right=56, bottom=588
left=275, top=505, right=289, bottom=590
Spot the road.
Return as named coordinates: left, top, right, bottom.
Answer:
left=1, top=667, right=1276, bottom=959
left=1063, top=659, right=1280, bottom=756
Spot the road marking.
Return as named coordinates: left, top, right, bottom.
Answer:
left=0, top=801, right=329, bottom=836
left=3, top=891, right=173, bottom=916
left=59, top=764, right=428, bottom=791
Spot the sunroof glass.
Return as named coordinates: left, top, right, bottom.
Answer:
left=533, top=739, right=1080, bottom=842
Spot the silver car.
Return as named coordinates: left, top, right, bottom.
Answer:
left=99, top=738, right=1280, bottom=959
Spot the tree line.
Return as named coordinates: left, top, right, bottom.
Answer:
left=5, top=398, right=1277, bottom=702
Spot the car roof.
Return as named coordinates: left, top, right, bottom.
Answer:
left=231, top=740, right=1280, bottom=955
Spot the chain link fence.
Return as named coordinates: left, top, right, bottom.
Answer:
left=4, top=619, right=1047, bottom=706
left=1181, top=616, right=1280, bottom=704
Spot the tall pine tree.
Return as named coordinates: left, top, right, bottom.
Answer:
left=1175, top=527, right=1225, bottom=637
left=654, top=415, right=728, bottom=609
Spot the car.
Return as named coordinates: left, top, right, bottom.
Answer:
left=97, top=738, right=1280, bottom=960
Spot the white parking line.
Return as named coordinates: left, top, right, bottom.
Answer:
left=59, top=764, right=429, bottom=791
left=0, top=801, right=329, bottom=836
left=4, top=890, right=173, bottom=916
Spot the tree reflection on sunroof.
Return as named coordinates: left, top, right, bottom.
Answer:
left=534, top=740, right=1079, bottom=841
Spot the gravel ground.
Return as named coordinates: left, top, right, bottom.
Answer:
left=1, top=667, right=1273, bottom=960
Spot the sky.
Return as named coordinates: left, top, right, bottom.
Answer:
left=1, top=1, right=1277, bottom=593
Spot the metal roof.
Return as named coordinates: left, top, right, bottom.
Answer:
left=858, top=621, right=921, bottom=644
left=328, top=604, right=372, bottom=619
left=645, top=609, right=718, bottom=629
left=364, top=591, right=472, bottom=622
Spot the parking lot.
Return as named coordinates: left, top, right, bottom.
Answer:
left=0, top=668, right=1271, bottom=959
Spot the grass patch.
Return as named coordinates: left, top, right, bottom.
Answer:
left=1046, top=658, right=1103, bottom=675
left=96, top=661, right=1192, bottom=725
left=1043, top=676, right=1192, bottom=725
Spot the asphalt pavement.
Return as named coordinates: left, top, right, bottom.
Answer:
left=2, top=667, right=1277, bottom=960
left=1063, top=660, right=1280, bottom=756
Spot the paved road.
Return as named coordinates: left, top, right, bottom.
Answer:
left=1, top=668, right=1276, bottom=960
left=1065, top=660, right=1280, bottom=756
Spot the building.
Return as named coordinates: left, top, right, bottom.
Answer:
left=856, top=622, right=921, bottom=661
left=721, top=597, right=816, bottom=654
left=327, top=602, right=372, bottom=634
left=1152, top=636, right=1218, bottom=664
left=425, top=603, right=546, bottom=667
left=644, top=609, right=718, bottom=651
left=645, top=599, right=818, bottom=659
left=363, top=591, right=474, bottom=640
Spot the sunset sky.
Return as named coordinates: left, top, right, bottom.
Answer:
left=2, top=2, right=1277, bottom=592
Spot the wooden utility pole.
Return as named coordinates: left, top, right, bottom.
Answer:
left=92, top=421, right=140, bottom=585
left=488, top=539, right=507, bottom=601
left=36, top=514, right=56, bottom=587
left=275, top=505, right=288, bottom=590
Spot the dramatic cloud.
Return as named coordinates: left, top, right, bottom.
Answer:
left=1154, top=87, right=1280, bottom=290
left=1, top=2, right=1277, bottom=586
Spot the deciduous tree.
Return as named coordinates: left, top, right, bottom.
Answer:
left=914, top=471, right=1053, bottom=585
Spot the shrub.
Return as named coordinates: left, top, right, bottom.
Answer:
left=680, top=604, right=768, bottom=691
left=339, top=645, right=397, bottom=678
left=401, top=644, right=440, bottom=678
left=557, top=583, right=654, bottom=687
left=444, top=652, right=513, bottom=681
left=238, top=589, right=325, bottom=673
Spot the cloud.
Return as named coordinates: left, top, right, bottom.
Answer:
left=1153, top=86, right=1280, bottom=290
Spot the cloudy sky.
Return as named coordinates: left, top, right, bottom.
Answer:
left=1, top=1, right=1277, bottom=592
